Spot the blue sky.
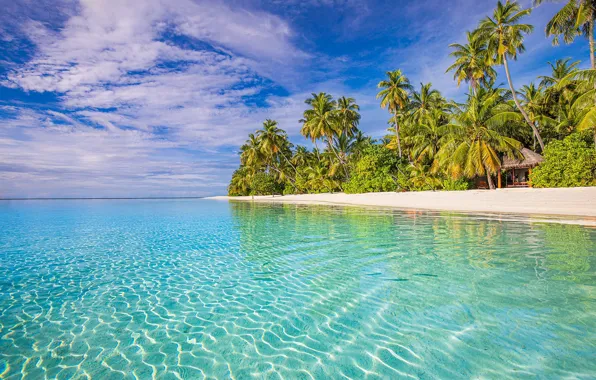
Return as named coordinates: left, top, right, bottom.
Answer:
left=0, top=0, right=589, bottom=198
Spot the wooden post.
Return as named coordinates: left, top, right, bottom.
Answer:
left=498, top=170, right=502, bottom=189
left=512, top=168, right=515, bottom=187
left=528, top=168, right=532, bottom=188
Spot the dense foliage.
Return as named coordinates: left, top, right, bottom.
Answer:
left=531, top=134, right=596, bottom=188
left=228, top=0, right=596, bottom=196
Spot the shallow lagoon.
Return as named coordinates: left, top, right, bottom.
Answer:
left=0, top=200, right=594, bottom=379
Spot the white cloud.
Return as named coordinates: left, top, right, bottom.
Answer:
left=0, top=0, right=315, bottom=197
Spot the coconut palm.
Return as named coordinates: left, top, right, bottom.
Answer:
left=410, top=82, right=445, bottom=122
left=334, top=96, right=360, bottom=176
left=228, top=167, right=253, bottom=196
left=539, top=58, right=581, bottom=109
left=478, top=0, right=545, bottom=151
left=560, top=89, right=596, bottom=147
left=409, top=163, right=443, bottom=190
left=446, top=31, right=497, bottom=94
left=301, top=92, right=350, bottom=177
left=436, top=88, right=523, bottom=190
left=256, top=119, right=298, bottom=187
left=291, top=145, right=311, bottom=168
left=377, top=69, right=413, bottom=158
left=348, top=130, right=372, bottom=160
left=301, top=92, right=340, bottom=154
left=405, top=109, right=446, bottom=164
left=240, top=133, right=263, bottom=169
left=539, top=58, right=581, bottom=88
left=335, top=96, right=361, bottom=137
left=534, top=0, right=596, bottom=69
left=386, top=112, right=413, bottom=158
left=304, top=162, right=339, bottom=193
left=519, top=83, right=557, bottom=147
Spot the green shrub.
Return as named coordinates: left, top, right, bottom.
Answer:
left=344, top=145, right=403, bottom=193
left=250, top=172, right=284, bottom=195
left=441, top=178, right=472, bottom=191
left=530, top=134, right=596, bottom=188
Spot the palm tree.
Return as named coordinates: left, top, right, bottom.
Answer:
left=256, top=119, right=298, bottom=186
left=405, top=109, right=446, bottom=164
left=240, top=133, right=263, bottom=169
left=301, top=92, right=338, bottom=151
left=335, top=96, right=361, bottom=137
left=304, top=162, right=338, bottom=193
left=519, top=83, right=557, bottom=147
left=561, top=89, right=596, bottom=147
left=410, top=82, right=445, bottom=122
left=436, top=88, right=523, bottom=190
left=539, top=58, right=580, bottom=88
left=301, top=93, right=348, bottom=176
left=377, top=69, right=413, bottom=158
left=228, top=167, right=253, bottom=196
left=334, top=96, right=360, bottom=176
left=478, top=0, right=545, bottom=151
left=534, top=0, right=596, bottom=69
left=447, top=31, right=497, bottom=94
left=386, top=112, right=413, bottom=158
left=291, top=145, right=311, bottom=168
left=539, top=58, right=581, bottom=111
left=348, top=130, right=372, bottom=160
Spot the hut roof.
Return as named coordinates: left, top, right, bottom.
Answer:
left=502, top=148, right=544, bottom=170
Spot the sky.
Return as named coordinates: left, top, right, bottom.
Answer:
left=0, top=0, right=589, bottom=198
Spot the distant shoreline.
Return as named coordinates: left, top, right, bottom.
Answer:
left=208, top=187, right=596, bottom=225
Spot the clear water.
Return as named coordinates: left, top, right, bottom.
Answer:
left=0, top=200, right=595, bottom=379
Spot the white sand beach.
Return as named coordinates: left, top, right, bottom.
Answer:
left=209, top=187, right=596, bottom=221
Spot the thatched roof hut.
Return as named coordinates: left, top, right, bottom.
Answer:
left=502, top=148, right=544, bottom=170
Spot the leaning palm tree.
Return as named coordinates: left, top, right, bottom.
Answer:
left=519, top=83, right=557, bottom=147
left=477, top=0, right=545, bottom=151
left=436, top=88, right=523, bottom=190
left=446, top=30, right=497, bottom=95
left=377, top=69, right=413, bottom=158
left=534, top=0, right=596, bottom=69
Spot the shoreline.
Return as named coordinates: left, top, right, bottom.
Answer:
left=208, top=187, right=596, bottom=226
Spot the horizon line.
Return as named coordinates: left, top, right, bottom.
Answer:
left=0, top=197, right=210, bottom=201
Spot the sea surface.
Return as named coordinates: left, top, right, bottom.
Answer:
left=0, top=199, right=595, bottom=379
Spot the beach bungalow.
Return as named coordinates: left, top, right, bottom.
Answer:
left=498, top=148, right=544, bottom=188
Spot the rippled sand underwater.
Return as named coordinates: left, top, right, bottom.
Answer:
left=0, top=199, right=595, bottom=379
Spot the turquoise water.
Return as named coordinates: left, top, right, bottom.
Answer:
left=0, top=200, right=595, bottom=379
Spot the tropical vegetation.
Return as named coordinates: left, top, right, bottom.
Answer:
left=228, top=0, right=596, bottom=196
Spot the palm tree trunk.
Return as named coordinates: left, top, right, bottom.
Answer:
left=485, top=166, right=496, bottom=190
left=313, top=140, right=321, bottom=161
left=503, top=55, right=545, bottom=151
left=271, top=163, right=297, bottom=192
left=279, top=150, right=298, bottom=175
left=590, top=18, right=595, bottom=70
left=394, top=113, right=402, bottom=158
left=327, top=136, right=349, bottom=178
